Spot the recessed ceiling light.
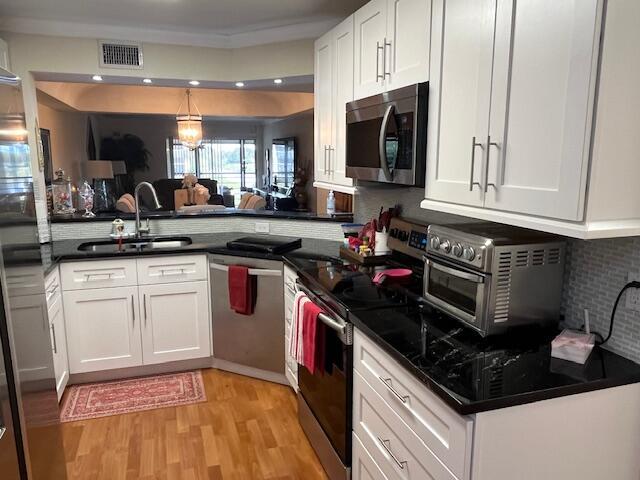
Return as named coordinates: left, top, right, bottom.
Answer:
left=189, top=80, right=200, bottom=86
left=235, top=82, right=245, bottom=88
left=273, top=78, right=283, bottom=84
left=92, top=75, right=103, bottom=81
left=143, top=78, right=153, bottom=84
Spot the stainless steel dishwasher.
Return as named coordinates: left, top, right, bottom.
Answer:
left=209, top=254, right=285, bottom=376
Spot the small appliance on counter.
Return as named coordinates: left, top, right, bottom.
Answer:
left=226, top=236, right=302, bottom=254
left=423, top=223, right=566, bottom=336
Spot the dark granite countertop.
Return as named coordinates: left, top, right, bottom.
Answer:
left=46, top=233, right=344, bottom=270
left=51, top=209, right=352, bottom=223
left=350, top=304, right=640, bottom=415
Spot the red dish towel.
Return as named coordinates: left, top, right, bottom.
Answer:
left=228, top=265, right=256, bottom=315
left=302, top=301, right=326, bottom=375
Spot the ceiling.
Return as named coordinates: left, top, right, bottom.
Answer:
left=0, top=0, right=368, bottom=48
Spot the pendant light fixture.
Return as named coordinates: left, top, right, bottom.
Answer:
left=176, top=88, right=203, bottom=150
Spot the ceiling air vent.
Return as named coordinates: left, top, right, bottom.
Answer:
left=98, top=40, right=143, bottom=69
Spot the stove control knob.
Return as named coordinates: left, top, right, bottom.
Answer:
left=462, top=246, right=476, bottom=261
left=430, top=235, right=440, bottom=250
left=452, top=243, right=463, bottom=257
left=440, top=240, right=451, bottom=253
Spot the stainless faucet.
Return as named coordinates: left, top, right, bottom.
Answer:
left=134, top=182, right=162, bottom=238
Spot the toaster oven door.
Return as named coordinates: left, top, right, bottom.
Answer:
left=424, top=257, right=490, bottom=332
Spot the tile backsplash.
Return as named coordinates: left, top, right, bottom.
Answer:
left=354, top=185, right=640, bottom=363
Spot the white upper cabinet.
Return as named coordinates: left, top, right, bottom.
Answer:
left=423, top=0, right=617, bottom=238
left=0, top=38, right=9, bottom=71
left=385, top=0, right=431, bottom=90
left=353, top=0, right=430, bottom=100
left=426, top=0, right=496, bottom=207
left=314, top=30, right=334, bottom=185
left=484, top=0, right=600, bottom=220
left=314, top=16, right=355, bottom=193
left=331, top=17, right=355, bottom=188
left=354, top=0, right=388, bottom=99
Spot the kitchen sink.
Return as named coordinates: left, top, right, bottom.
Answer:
left=77, top=237, right=193, bottom=253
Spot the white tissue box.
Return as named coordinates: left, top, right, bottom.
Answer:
left=551, top=329, right=595, bottom=364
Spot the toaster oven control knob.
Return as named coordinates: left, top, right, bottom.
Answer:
left=440, top=240, right=451, bottom=253
left=462, top=246, right=476, bottom=261
left=452, top=243, right=463, bottom=257
left=430, top=236, right=440, bottom=250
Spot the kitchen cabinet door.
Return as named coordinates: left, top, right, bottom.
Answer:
left=10, top=295, right=51, bottom=384
left=484, top=0, right=601, bottom=220
left=48, top=298, right=69, bottom=401
left=354, top=0, right=387, bottom=99
left=64, top=287, right=142, bottom=373
left=330, top=16, right=355, bottom=188
left=139, top=281, right=211, bottom=365
left=425, top=0, right=496, bottom=207
left=385, top=0, right=430, bottom=90
left=314, top=30, right=334, bottom=184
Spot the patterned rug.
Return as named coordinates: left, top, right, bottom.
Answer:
left=60, top=370, right=207, bottom=422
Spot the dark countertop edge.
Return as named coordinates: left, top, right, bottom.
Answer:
left=351, top=317, right=640, bottom=416
left=51, top=210, right=352, bottom=224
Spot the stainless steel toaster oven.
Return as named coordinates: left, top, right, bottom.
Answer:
left=423, top=223, right=566, bottom=336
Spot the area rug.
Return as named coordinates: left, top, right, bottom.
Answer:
left=60, top=370, right=206, bottom=422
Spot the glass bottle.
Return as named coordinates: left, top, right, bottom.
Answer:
left=78, top=180, right=95, bottom=217
left=52, top=169, right=74, bottom=215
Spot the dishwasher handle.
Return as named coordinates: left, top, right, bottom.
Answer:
left=209, top=262, right=282, bottom=277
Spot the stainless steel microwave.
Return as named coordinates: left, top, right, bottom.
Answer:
left=346, top=83, right=428, bottom=186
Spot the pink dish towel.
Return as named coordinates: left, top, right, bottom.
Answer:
left=302, top=301, right=326, bottom=375
left=288, top=291, right=308, bottom=363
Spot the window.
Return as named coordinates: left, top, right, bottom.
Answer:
left=167, top=138, right=256, bottom=191
left=271, top=138, right=296, bottom=188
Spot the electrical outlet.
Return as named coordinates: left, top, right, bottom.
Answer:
left=626, top=272, right=640, bottom=311
left=255, top=222, right=270, bottom=233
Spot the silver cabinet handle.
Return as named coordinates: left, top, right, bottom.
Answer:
left=0, top=426, right=5, bottom=441
left=469, top=136, right=483, bottom=191
left=51, top=323, right=58, bottom=354
left=376, top=41, right=385, bottom=81
left=485, top=135, right=500, bottom=192
left=143, top=293, right=147, bottom=325
left=131, top=295, right=135, bottom=324
left=159, top=268, right=187, bottom=276
left=377, top=437, right=407, bottom=470
left=383, top=38, right=392, bottom=77
left=378, top=376, right=409, bottom=403
left=323, top=145, right=329, bottom=174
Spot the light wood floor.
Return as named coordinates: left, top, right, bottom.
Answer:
left=61, top=368, right=328, bottom=480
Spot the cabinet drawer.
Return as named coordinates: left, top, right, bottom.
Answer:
left=353, top=432, right=389, bottom=480
left=60, top=259, right=137, bottom=291
left=354, top=329, right=472, bottom=480
left=354, top=371, right=458, bottom=480
left=136, top=254, right=207, bottom=285
left=45, top=267, right=62, bottom=307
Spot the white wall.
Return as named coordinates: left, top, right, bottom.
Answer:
left=262, top=109, right=316, bottom=211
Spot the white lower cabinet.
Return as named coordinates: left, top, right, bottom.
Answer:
left=352, top=432, right=389, bottom=480
left=64, top=286, right=142, bottom=374
left=61, top=256, right=211, bottom=375
left=283, top=265, right=298, bottom=390
left=139, top=281, right=211, bottom=365
left=48, top=297, right=69, bottom=401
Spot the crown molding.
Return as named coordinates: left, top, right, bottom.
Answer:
left=0, top=16, right=337, bottom=49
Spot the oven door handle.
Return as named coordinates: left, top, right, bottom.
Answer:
left=317, top=312, right=348, bottom=336
left=378, top=104, right=395, bottom=182
left=425, top=258, right=485, bottom=283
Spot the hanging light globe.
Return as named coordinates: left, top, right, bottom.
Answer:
left=176, top=89, right=203, bottom=150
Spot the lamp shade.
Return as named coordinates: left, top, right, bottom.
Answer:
left=84, top=160, right=114, bottom=181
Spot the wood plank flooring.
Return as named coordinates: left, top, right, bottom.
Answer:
left=61, top=368, right=328, bottom=480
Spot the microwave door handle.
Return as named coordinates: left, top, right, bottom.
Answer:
left=426, top=258, right=485, bottom=283
left=378, top=104, right=395, bottom=182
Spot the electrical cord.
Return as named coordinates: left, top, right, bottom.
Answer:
left=598, top=281, right=640, bottom=346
